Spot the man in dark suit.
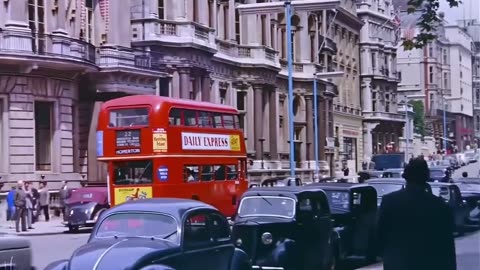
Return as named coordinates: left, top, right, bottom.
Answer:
left=377, top=157, right=456, bottom=270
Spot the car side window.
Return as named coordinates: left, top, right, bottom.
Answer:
left=184, top=213, right=211, bottom=249
left=208, top=213, right=230, bottom=241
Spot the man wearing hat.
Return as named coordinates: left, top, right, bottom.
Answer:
left=377, top=157, right=456, bottom=270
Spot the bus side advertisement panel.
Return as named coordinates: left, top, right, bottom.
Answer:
left=114, top=186, right=153, bottom=205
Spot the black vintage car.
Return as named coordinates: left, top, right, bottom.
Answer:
left=429, top=166, right=452, bottom=182
left=63, top=187, right=109, bottom=232
left=381, top=168, right=404, bottom=178
left=430, top=182, right=470, bottom=235
left=308, top=183, right=378, bottom=266
left=232, top=186, right=335, bottom=270
left=357, top=170, right=384, bottom=183
left=249, top=177, right=303, bottom=188
left=453, top=179, right=480, bottom=226
left=366, top=178, right=409, bottom=206
left=45, top=198, right=251, bottom=270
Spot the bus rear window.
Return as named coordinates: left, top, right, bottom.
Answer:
left=109, top=108, right=149, bottom=127
left=113, top=160, right=153, bottom=185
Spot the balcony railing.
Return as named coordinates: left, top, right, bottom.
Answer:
left=216, top=39, right=278, bottom=66
left=318, top=34, right=337, bottom=54
left=363, top=111, right=406, bottom=121
left=0, top=29, right=96, bottom=64
left=97, top=45, right=164, bottom=72
left=334, top=104, right=362, bottom=116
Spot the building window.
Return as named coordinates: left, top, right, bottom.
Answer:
left=476, top=116, right=480, bottom=131
left=371, top=52, right=376, bottom=69
left=208, top=0, right=214, bottom=27
left=428, top=45, right=433, bottom=57
left=460, top=71, right=463, bottom=79
left=192, top=0, right=198, bottom=22
left=35, top=101, right=53, bottom=171
left=310, top=34, right=315, bottom=62
left=270, top=22, right=275, bottom=49
left=219, top=88, right=227, bottom=104
left=444, top=73, right=448, bottom=89
left=28, top=0, right=46, bottom=53
left=223, top=5, right=229, bottom=39
left=84, top=0, right=94, bottom=43
left=235, top=8, right=240, bottom=43
left=476, top=89, right=480, bottom=104
left=261, top=15, right=267, bottom=46
left=372, top=100, right=376, bottom=111
left=460, top=88, right=463, bottom=95
left=236, top=91, right=246, bottom=111
left=459, top=54, right=462, bottom=62
left=158, top=0, right=164, bottom=20
left=398, top=71, right=402, bottom=80
left=429, top=66, right=434, bottom=83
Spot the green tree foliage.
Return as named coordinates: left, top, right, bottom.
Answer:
left=402, top=0, right=462, bottom=50
left=409, top=100, right=425, bottom=136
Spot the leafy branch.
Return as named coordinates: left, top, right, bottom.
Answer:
left=402, top=0, right=462, bottom=50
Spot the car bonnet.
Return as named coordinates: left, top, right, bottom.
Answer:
left=0, top=235, right=30, bottom=251
left=69, top=238, right=180, bottom=270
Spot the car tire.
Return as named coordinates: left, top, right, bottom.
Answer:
left=68, top=225, right=79, bottom=233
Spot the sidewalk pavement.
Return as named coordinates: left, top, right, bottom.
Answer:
left=0, top=218, right=67, bottom=236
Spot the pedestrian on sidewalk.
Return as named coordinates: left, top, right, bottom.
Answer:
left=37, top=181, right=50, bottom=222
left=24, top=182, right=34, bottom=229
left=14, top=181, right=27, bottom=232
left=377, top=157, right=456, bottom=270
left=59, top=181, right=70, bottom=221
left=6, top=186, right=16, bottom=221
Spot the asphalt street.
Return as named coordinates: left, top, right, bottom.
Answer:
left=30, top=162, right=480, bottom=270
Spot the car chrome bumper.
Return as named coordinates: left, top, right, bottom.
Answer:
left=62, top=219, right=96, bottom=227
left=252, top=266, right=284, bottom=270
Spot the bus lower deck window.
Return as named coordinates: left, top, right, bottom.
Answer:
left=184, top=165, right=239, bottom=182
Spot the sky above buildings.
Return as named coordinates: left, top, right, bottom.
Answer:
left=439, top=0, right=479, bottom=24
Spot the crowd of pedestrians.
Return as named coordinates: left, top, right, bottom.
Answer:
left=5, top=181, right=55, bottom=232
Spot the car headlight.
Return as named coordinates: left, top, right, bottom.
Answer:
left=235, top=238, right=243, bottom=246
left=69, top=209, right=74, bottom=215
left=261, top=232, right=273, bottom=245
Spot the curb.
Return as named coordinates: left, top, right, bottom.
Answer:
left=14, top=230, right=68, bottom=237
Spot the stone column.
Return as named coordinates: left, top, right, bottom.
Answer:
left=108, top=0, right=132, bottom=46
left=55, top=0, right=67, bottom=32
left=179, top=68, right=191, bottom=99
left=269, top=88, right=279, bottom=160
left=253, top=84, right=264, bottom=160
left=211, top=0, right=217, bottom=29
left=363, top=123, right=378, bottom=161
left=228, top=0, right=235, bottom=40
left=319, top=98, right=326, bottom=160
left=172, top=0, right=186, bottom=20
left=201, top=74, right=211, bottom=102
left=305, top=95, right=314, bottom=160
left=6, top=0, right=29, bottom=28
left=198, top=0, right=209, bottom=25
left=362, top=80, right=373, bottom=112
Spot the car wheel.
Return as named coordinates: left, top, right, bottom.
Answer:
left=68, top=225, right=79, bottom=233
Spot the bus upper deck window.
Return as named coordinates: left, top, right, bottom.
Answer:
left=169, top=108, right=182, bottom=125
left=223, top=114, right=235, bottom=129
left=198, top=111, right=213, bottom=127
left=213, top=113, right=223, bottom=128
left=184, top=110, right=197, bottom=127
left=110, top=108, right=149, bottom=127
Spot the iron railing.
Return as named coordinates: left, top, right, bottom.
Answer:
left=0, top=29, right=96, bottom=63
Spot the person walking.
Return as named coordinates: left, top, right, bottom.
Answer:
left=14, top=181, right=27, bottom=232
left=377, top=157, right=456, bottom=270
left=58, top=181, right=70, bottom=221
left=37, top=181, right=50, bottom=222
left=6, top=186, right=16, bottom=222
left=24, top=182, right=34, bottom=229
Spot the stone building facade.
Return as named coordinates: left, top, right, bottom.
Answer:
left=0, top=0, right=164, bottom=187
left=357, top=0, right=403, bottom=162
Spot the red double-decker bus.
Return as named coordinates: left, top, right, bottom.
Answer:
left=96, top=95, right=248, bottom=217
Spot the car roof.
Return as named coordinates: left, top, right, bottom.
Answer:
left=366, top=178, right=406, bottom=184
left=306, top=182, right=371, bottom=191
left=243, top=186, right=327, bottom=199
left=105, top=198, right=216, bottom=219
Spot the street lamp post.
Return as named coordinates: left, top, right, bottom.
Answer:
left=442, top=97, right=448, bottom=154
left=238, top=0, right=340, bottom=179
left=404, top=103, right=410, bottom=163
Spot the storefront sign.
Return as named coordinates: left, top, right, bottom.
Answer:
left=181, top=132, right=241, bottom=151
left=153, top=128, right=168, bottom=152
left=115, top=148, right=141, bottom=155
left=114, top=186, right=152, bottom=205
left=343, top=130, right=359, bottom=137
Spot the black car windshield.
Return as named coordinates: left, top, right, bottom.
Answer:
left=370, top=183, right=403, bottom=197
left=238, top=196, right=295, bottom=218
left=95, top=213, right=178, bottom=242
left=430, top=170, right=444, bottom=178
left=324, top=191, right=350, bottom=213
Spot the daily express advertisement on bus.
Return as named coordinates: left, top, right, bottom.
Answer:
left=181, top=132, right=241, bottom=151
left=114, top=186, right=153, bottom=205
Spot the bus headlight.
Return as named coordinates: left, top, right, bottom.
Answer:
left=261, top=232, right=273, bottom=245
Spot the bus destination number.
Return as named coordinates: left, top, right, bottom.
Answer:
left=116, top=130, right=141, bottom=148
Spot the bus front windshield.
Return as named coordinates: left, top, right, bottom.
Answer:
left=113, top=160, right=153, bottom=185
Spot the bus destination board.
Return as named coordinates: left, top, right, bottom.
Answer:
left=116, top=130, right=141, bottom=148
